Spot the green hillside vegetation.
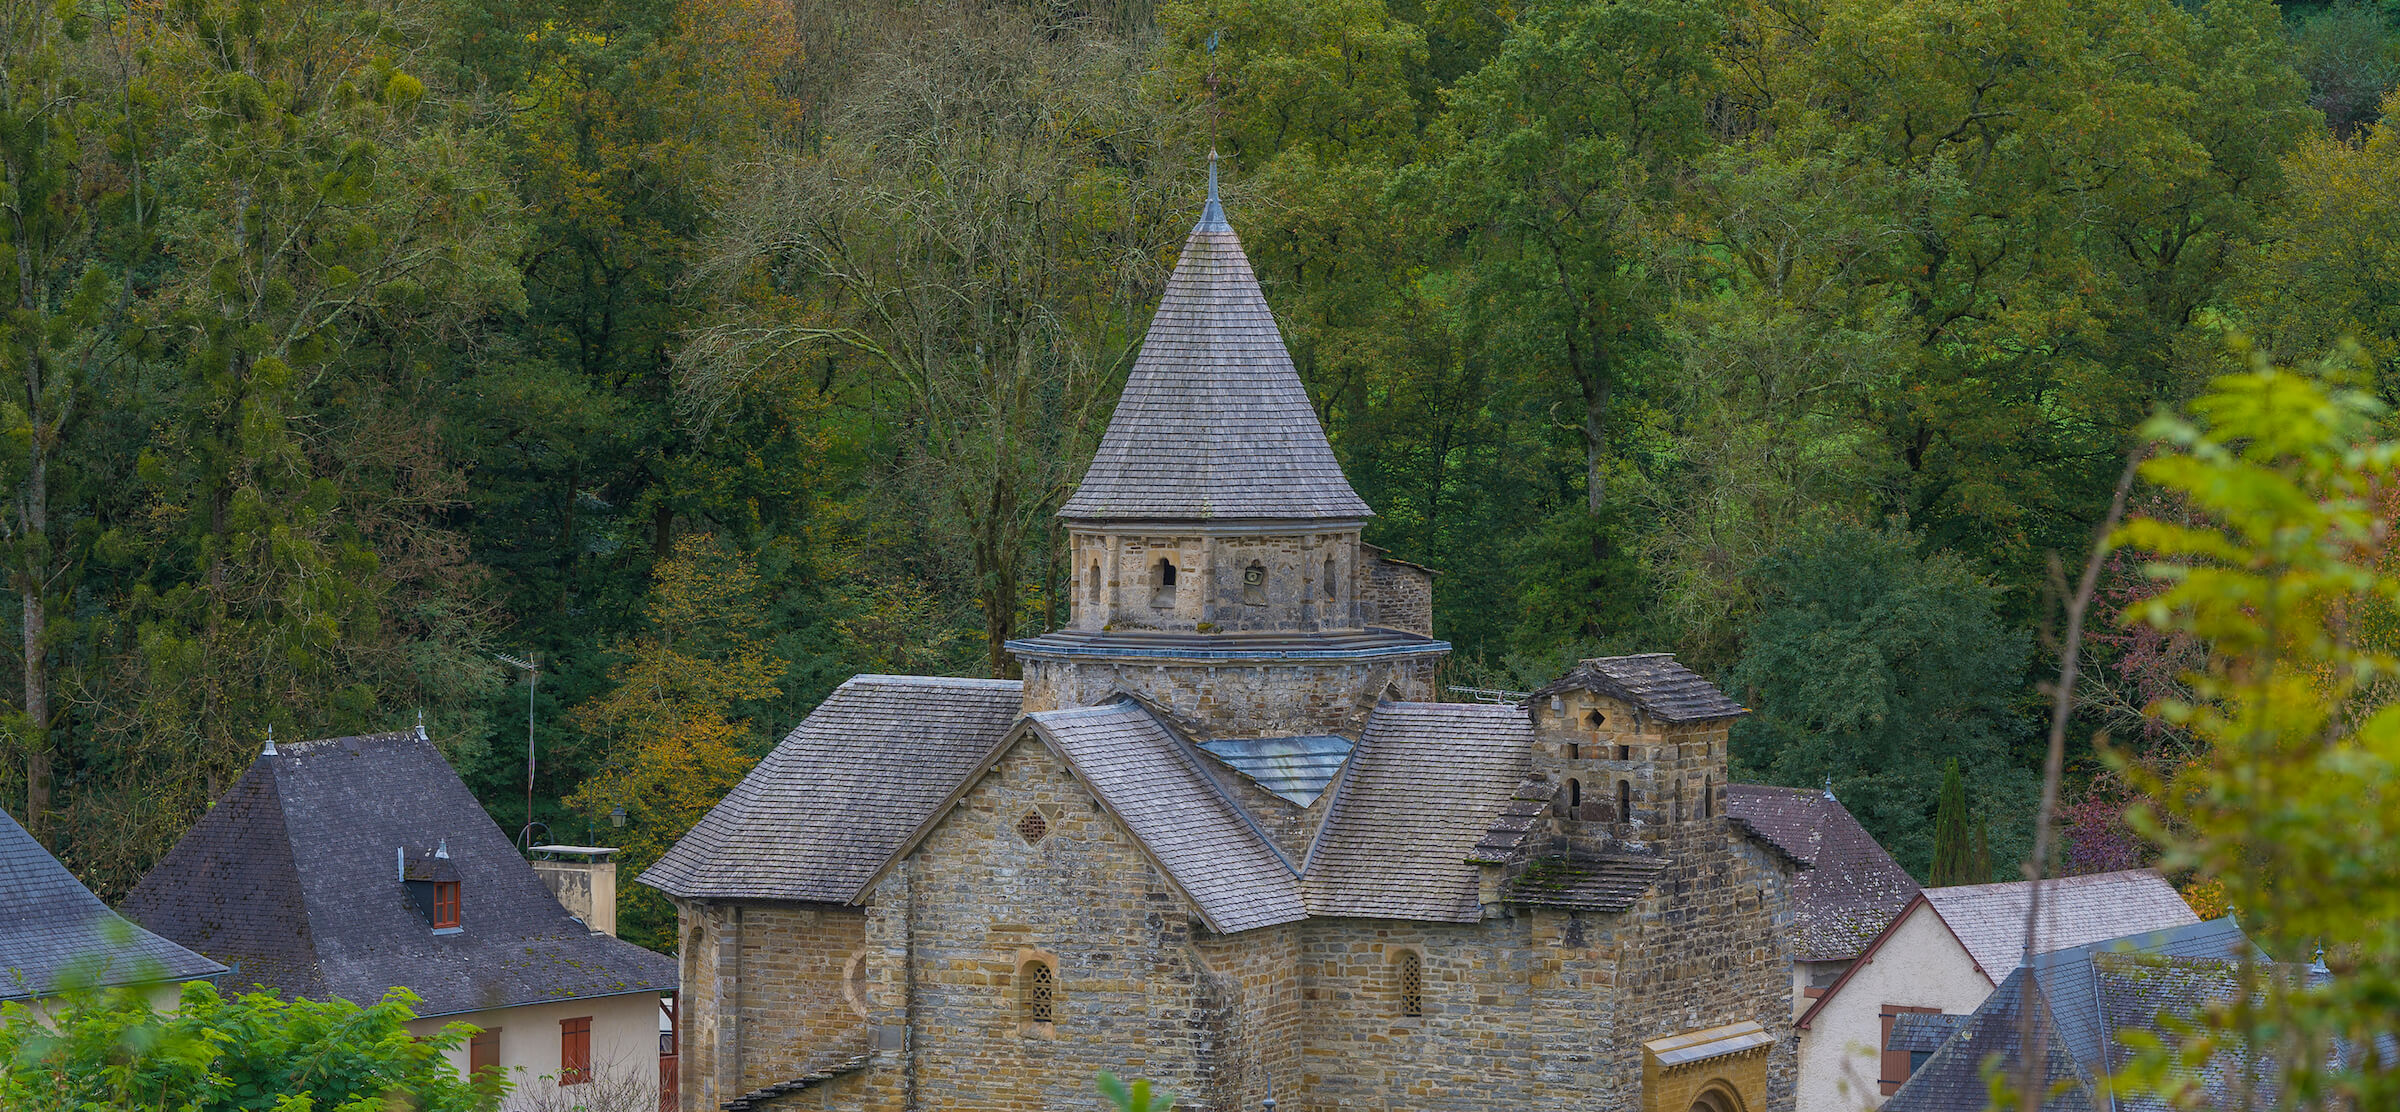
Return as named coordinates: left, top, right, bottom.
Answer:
left=3, top=0, right=2397, bottom=941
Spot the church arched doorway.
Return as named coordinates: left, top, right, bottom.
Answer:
left=1689, top=1081, right=1746, bottom=1112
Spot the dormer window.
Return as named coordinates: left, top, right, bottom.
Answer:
left=432, top=881, right=461, bottom=929
left=402, top=844, right=462, bottom=933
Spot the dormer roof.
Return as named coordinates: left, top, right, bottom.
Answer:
left=1530, top=654, right=1747, bottom=725
left=1057, top=169, right=1370, bottom=524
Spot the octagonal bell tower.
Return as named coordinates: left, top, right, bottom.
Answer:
left=1007, top=158, right=1449, bottom=737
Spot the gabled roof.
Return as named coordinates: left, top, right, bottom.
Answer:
left=641, top=675, right=1023, bottom=903
left=1885, top=918, right=2262, bottom=1112
left=1022, top=702, right=1306, bottom=934
left=1529, top=654, right=1746, bottom=724
left=120, top=731, right=673, bottom=1017
left=1920, top=868, right=2199, bottom=982
left=1302, top=702, right=1532, bottom=923
left=1725, top=784, right=1919, bottom=961
left=1056, top=181, right=1370, bottom=523
left=0, top=808, right=223, bottom=1001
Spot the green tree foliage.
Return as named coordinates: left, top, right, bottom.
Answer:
left=1729, top=522, right=2037, bottom=876
left=0, top=980, right=499, bottom=1110
left=1930, top=757, right=1974, bottom=885
left=2095, top=347, right=2400, bottom=1110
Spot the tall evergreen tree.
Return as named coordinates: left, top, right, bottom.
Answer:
left=1931, top=757, right=1972, bottom=886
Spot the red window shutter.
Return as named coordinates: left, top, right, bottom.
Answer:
left=1880, top=1005, right=1941, bottom=1095
left=561, top=1017, right=593, bottom=1085
left=469, top=1027, right=500, bottom=1076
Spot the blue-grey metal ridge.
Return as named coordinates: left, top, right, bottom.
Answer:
left=1197, top=734, right=1355, bottom=806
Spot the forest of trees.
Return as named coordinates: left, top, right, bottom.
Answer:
left=6, top=0, right=2399, bottom=945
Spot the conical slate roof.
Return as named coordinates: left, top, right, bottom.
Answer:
left=1058, top=168, right=1370, bottom=522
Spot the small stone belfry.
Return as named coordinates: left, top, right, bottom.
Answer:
left=1009, top=158, right=1449, bottom=738
left=642, top=170, right=1808, bottom=1112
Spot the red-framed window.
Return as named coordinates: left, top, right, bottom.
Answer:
left=432, top=882, right=461, bottom=929
left=561, top=1017, right=592, bottom=1085
left=1879, top=1004, right=1942, bottom=1094
left=469, top=1027, right=501, bottom=1077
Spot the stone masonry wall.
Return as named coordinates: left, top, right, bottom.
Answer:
left=1070, top=531, right=1361, bottom=634
left=1018, top=653, right=1442, bottom=738
left=1360, top=559, right=1433, bottom=637
left=672, top=901, right=868, bottom=1110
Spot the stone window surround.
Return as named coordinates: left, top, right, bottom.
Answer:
left=842, top=949, right=871, bottom=1017
left=1389, top=944, right=1427, bottom=1025
left=1015, top=948, right=1063, bottom=1038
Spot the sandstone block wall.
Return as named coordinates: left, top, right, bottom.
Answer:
left=1069, top=531, right=1362, bottom=634
left=1361, top=558, right=1433, bottom=636
left=1018, top=654, right=1442, bottom=738
left=673, top=901, right=868, bottom=1110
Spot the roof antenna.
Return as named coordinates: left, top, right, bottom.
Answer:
left=263, top=725, right=277, bottom=757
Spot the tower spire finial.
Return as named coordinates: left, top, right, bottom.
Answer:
left=263, top=725, right=277, bottom=757
left=1197, top=148, right=1229, bottom=232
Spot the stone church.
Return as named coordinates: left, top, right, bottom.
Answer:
left=643, top=173, right=1801, bottom=1112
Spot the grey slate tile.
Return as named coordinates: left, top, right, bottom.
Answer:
left=120, top=730, right=674, bottom=1017
left=1922, top=869, right=2200, bottom=981
left=1530, top=654, right=1746, bottom=724
left=1302, top=702, right=1532, bottom=923
left=0, top=808, right=223, bottom=1001
left=1726, top=784, right=1920, bottom=961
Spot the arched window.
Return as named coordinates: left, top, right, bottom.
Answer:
left=1396, top=950, right=1423, bottom=1018
left=1150, top=557, right=1177, bottom=608
left=1022, top=958, right=1057, bottom=1026
left=1323, top=554, right=1337, bottom=599
left=1087, top=561, right=1100, bottom=604
left=1617, top=780, right=1632, bottom=823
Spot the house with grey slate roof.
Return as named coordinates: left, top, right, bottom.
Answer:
left=644, top=163, right=1817, bottom=1112
left=1882, top=917, right=2272, bottom=1112
left=0, top=806, right=222, bottom=1006
left=120, top=728, right=678, bottom=1110
left=1725, top=784, right=1921, bottom=1014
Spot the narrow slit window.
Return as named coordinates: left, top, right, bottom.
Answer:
left=1568, top=778, right=1583, bottom=814
left=1323, top=554, right=1337, bottom=599
left=1023, top=959, right=1057, bottom=1025
left=1702, top=775, right=1713, bottom=819
left=1397, top=950, right=1423, bottom=1018
left=1617, top=780, right=1632, bottom=823
left=1087, top=561, right=1100, bottom=604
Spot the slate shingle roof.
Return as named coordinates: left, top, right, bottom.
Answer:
left=119, top=731, right=674, bottom=1017
left=1502, top=852, right=1668, bottom=913
left=1725, top=784, right=1920, bottom=961
left=1056, top=189, right=1370, bottom=523
left=641, top=675, right=1024, bottom=903
left=1921, top=868, right=2200, bottom=981
left=1467, top=777, right=1558, bottom=864
left=1885, top=918, right=2261, bottom=1112
left=1302, top=702, right=1532, bottom=923
left=0, top=807, right=223, bottom=1001
left=1025, top=702, right=1306, bottom=934
left=1530, top=654, right=1746, bottom=724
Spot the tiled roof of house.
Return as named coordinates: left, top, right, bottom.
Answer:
left=120, top=730, right=673, bottom=1017
left=1056, top=177, right=1370, bottom=523
left=1529, top=654, right=1746, bottom=724
left=1, top=808, right=223, bottom=1001
left=1026, top=701, right=1306, bottom=934
left=1921, top=868, right=2200, bottom=981
left=1725, top=784, right=1920, bottom=961
left=640, top=675, right=1023, bottom=902
left=1301, top=702, right=1532, bottom=923
left=1885, top=918, right=2261, bottom=1112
